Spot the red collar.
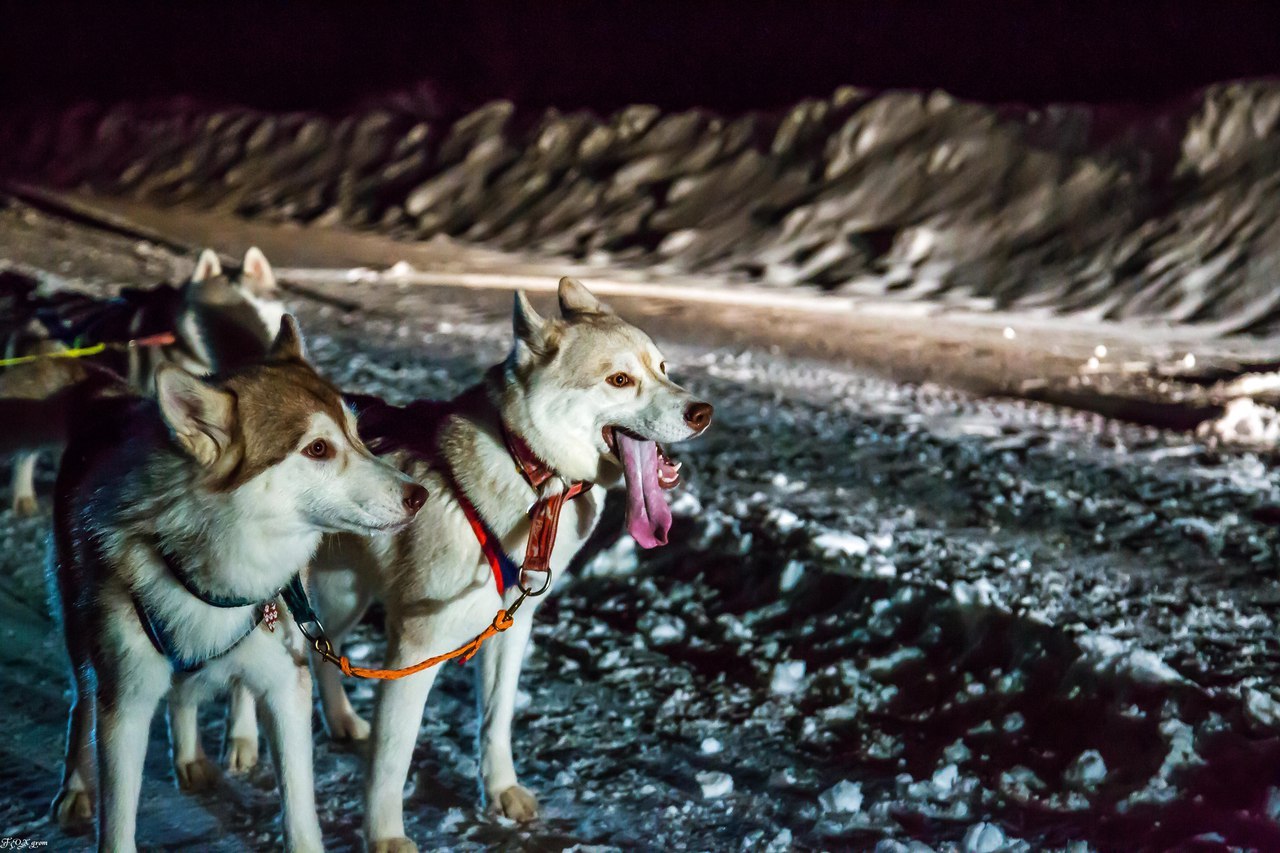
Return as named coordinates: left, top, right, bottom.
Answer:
left=500, top=422, right=557, bottom=490
left=500, top=421, right=593, bottom=499
left=455, top=423, right=593, bottom=588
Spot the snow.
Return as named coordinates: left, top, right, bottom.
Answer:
left=769, top=661, right=806, bottom=695
left=818, top=780, right=864, bottom=814
left=778, top=559, right=806, bottom=593
left=963, top=822, right=1010, bottom=852
left=695, top=771, right=734, bottom=799
left=8, top=211, right=1280, bottom=850
left=812, top=531, right=870, bottom=557
left=1064, top=750, right=1108, bottom=791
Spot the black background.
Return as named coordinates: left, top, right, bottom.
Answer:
left=2, top=1, right=1279, bottom=115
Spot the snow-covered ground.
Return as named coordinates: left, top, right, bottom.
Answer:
left=4, top=202, right=1280, bottom=850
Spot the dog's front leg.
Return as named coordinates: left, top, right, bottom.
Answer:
left=168, top=677, right=219, bottom=791
left=11, top=450, right=39, bottom=515
left=241, top=643, right=324, bottom=853
left=478, top=596, right=541, bottom=820
left=365, top=628, right=441, bottom=853
left=96, top=664, right=169, bottom=852
left=224, top=682, right=260, bottom=773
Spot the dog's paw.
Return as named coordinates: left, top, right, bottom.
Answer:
left=52, top=787, right=93, bottom=832
left=326, top=711, right=371, bottom=742
left=12, top=495, right=38, bottom=516
left=369, top=837, right=419, bottom=853
left=175, top=755, right=220, bottom=792
left=224, top=736, right=259, bottom=774
left=493, top=785, right=539, bottom=822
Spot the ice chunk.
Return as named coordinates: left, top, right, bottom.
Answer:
left=647, top=616, right=686, bottom=645
left=770, top=660, right=806, bottom=695
left=963, top=822, right=1007, bottom=852
left=768, top=507, right=803, bottom=532
left=931, top=764, right=959, bottom=792
left=1266, top=786, right=1280, bottom=821
left=944, top=739, right=972, bottom=764
left=1065, top=749, right=1107, bottom=791
left=696, top=771, right=733, bottom=799
left=700, top=737, right=723, bottom=755
left=779, top=560, right=806, bottom=593
left=764, top=829, right=793, bottom=852
left=819, top=780, right=864, bottom=814
left=1245, top=688, right=1280, bottom=728
left=813, top=531, right=870, bottom=557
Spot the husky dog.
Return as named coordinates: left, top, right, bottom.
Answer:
left=214, top=278, right=713, bottom=851
left=1, top=247, right=284, bottom=515
left=49, top=317, right=428, bottom=852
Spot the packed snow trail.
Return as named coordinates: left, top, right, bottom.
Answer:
left=4, top=208, right=1280, bottom=849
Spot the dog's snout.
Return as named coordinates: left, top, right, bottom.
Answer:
left=402, top=483, right=428, bottom=515
left=684, top=401, right=713, bottom=433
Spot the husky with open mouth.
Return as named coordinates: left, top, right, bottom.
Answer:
left=218, top=277, right=713, bottom=851
left=48, top=317, right=427, bottom=852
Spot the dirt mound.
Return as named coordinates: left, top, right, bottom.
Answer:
left=5, top=81, right=1280, bottom=332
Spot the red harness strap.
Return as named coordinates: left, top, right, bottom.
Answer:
left=449, top=423, right=591, bottom=594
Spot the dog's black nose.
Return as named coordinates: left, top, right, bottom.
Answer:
left=402, top=483, right=428, bottom=514
left=684, top=401, right=713, bottom=433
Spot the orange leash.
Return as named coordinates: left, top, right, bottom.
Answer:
left=299, top=568, right=550, bottom=681
left=313, top=608, right=515, bottom=680
left=296, top=416, right=585, bottom=681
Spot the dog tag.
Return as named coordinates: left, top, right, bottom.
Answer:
left=262, top=601, right=280, bottom=632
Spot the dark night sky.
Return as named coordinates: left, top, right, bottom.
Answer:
left=2, top=1, right=1279, bottom=115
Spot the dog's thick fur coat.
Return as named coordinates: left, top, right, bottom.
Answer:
left=49, top=317, right=426, bottom=852
left=205, top=278, right=713, bottom=851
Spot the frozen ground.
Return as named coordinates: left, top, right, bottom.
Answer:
left=4, top=201, right=1280, bottom=851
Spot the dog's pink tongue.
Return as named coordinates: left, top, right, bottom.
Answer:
left=616, top=432, right=672, bottom=549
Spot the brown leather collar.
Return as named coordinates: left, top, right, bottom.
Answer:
left=500, top=421, right=567, bottom=492
left=497, top=421, right=592, bottom=576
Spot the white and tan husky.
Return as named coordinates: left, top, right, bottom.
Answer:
left=49, top=317, right=428, bottom=852
left=212, top=277, right=714, bottom=851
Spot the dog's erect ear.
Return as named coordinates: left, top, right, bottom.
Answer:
left=558, top=276, right=606, bottom=319
left=155, top=364, right=236, bottom=467
left=241, top=247, right=277, bottom=296
left=192, top=249, right=223, bottom=283
left=513, top=291, right=550, bottom=355
left=268, top=314, right=306, bottom=361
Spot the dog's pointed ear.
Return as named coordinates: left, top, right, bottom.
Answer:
left=268, top=314, right=306, bottom=361
left=155, top=364, right=236, bottom=467
left=558, top=276, right=606, bottom=319
left=241, top=247, right=277, bottom=296
left=192, top=249, right=222, bottom=283
left=513, top=291, right=549, bottom=354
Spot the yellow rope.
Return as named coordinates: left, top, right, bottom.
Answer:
left=0, top=343, right=107, bottom=368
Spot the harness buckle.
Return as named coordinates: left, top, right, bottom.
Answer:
left=517, top=567, right=553, bottom=598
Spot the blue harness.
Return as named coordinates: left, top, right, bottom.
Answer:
left=132, top=547, right=315, bottom=673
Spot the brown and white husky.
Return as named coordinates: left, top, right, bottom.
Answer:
left=48, top=316, right=427, bottom=852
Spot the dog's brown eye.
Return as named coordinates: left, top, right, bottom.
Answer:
left=606, top=372, right=634, bottom=388
left=660, top=361, right=667, bottom=374
left=303, top=439, right=332, bottom=460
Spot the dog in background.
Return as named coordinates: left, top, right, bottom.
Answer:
left=0, top=247, right=284, bottom=514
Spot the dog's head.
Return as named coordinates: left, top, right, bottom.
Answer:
left=181, top=248, right=287, bottom=373
left=505, top=277, right=713, bottom=548
left=155, top=315, right=427, bottom=535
